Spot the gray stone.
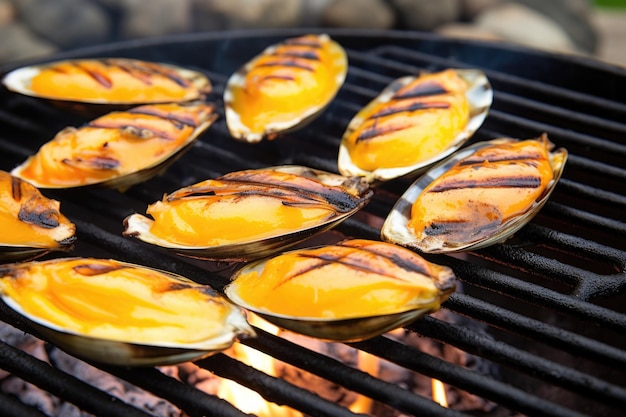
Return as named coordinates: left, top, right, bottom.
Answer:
left=0, top=0, right=15, bottom=25
left=0, top=23, right=57, bottom=64
left=13, top=0, right=110, bottom=50
left=474, top=2, right=579, bottom=53
left=388, top=0, right=462, bottom=31
left=458, top=0, right=506, bottom=20
left=299, top=0, right=333, bottom=27
left=436, top=22, right=503, bottom=42
left=191, top=0, right=304, bottom=31
left=112, top=0, right=192, bottom=40
left=320, top=0, right=395, bottom=29
left=516, top=0, right=598, bottom=53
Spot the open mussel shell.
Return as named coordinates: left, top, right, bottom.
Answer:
left=124, top=165, right=372, bottom=261
left=0, top=170, right=76, bottom=262
left=338, top=68, right=492, bottom=184
left=381, top=135, right=568, bottom=253
left=2, top=58, right=211, bottom=115
left=224, top=34, right=348, bottom=143
left=0, top=258, right=255, bottom=366
left=11, top=102, right=217, bottom=190
left=224, top=239, right=456, bottom=342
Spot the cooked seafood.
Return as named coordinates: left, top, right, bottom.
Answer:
left=382, top=134, right=568, bottom=253
left=0, top=258, right=254, bottom=366
left=123, top=166, right=372, bottom=261
left=224, top=238, right=456, bottom=342
left=224, top=34, right=348, bottom=143
left=11, top=102, right=217, bottom=190
left=338, top=68, right=492, bottom=183
left=2, top=58, right=211, bottom=105
left=0, top=170, right=75, bottom=262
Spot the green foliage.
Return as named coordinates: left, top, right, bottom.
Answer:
left=594, top=0, right=626, bottom=8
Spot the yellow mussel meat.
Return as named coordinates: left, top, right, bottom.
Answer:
left=224, top=238, right=456, bottom=342
left=0, top=258, right=254, bottom=366
left=382, top=134, right=568, bottom=253
left=338, top=68, right=492, bottom=183
left=2, top=58, right=211, bottom=106
left=123, top=165, right=372, bottom=261
left=11, top=102, right=217, bottom=190
left=224, top=34, right=348, bottom=143
left=0, top=170, right=75, bottom=262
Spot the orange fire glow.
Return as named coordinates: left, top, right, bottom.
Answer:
left=217, top=317, right=448, bottom=415
left=432, top=378, right=449, bottom=408
left=217, top=313, right=302, bottom=417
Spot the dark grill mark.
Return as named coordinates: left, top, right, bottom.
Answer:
left=256, top=60, right=315, bottom=72
left=356, top=123, right=412, bottom=142
left=395, top=81, right=448, bottom=100
left=73, top=263, right=126, bottom=276
left=10, top=177, right=21, bottom=201
left=88, top=122, right=169, bottom=140
left=217, top=175, right=368, bottom=213
left=273, top=51, right=320, bottom=61
left=284, top=39, right=322, bottom=48
left=18, top=207, right=60, bottom=229
left=170, top=177, right=364, bottom=214
left=127, top=108, right=198, bottom=128
left=62, top=156, right=120, bottom=170
left=258, top=75, right=296, bottom=83
left=73, top=63, right=112, bottom=89
left=105, top=59, right=191, bottom=88
left=337, top=241, right=431, bottom=276
left=429, top=175, right=542, bottom=192
left=459, top=152, right=544, bottom=166
left=371, top=101, right=450, bottom=118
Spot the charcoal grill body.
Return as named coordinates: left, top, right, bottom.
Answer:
left=0, top=29, right=625, bottom=417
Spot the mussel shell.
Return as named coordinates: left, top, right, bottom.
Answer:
left=224, top=239, right=456, bottom=342
left=224, top=34, right=348, bottom=143
left=0, top=171, right=76, bottom=262
left=338, top=68, right=492, bottom=184
left=10, top=102, right=218, bottom=190
left=123, top=165, right=373, bottom=261
left=2, top=58, right=211, bottom=115
left=0, top=258, right=254, bottom=366
left=381, top=136, right=568, bottom=253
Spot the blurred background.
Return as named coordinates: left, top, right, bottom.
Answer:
left=0, top=0, right=625, bottom=68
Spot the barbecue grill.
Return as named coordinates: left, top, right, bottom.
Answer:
left=0, top=28, right=625, bottom=417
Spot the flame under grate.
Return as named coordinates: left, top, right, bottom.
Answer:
left=0, top=29, right=625, bottom=417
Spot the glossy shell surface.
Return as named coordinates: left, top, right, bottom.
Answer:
left=381, top=135, right=568, bottom=253
left=11, top=102, right=217, bottom=190
left=0, top=258, right=254, bottom=366
left=224, top=34, right=348, bottom=143
left=338, top=68, right=492, bottom=183
left=0, top=170, right=75, bottom=262
left=225, top=239, right=456, bottom=342
left=124, top=165, right=373, bottom=261
left=2, top=58, right=211, bottom=106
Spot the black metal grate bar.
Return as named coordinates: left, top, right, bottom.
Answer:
left=0, top=340, right=154, bottom=417
left=408, top=317, right=626, bottom=409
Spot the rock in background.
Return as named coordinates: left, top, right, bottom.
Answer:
left=0, top=0, right=600, bottom=66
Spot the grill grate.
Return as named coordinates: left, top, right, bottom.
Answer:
left=0, top=29, right=625, bottom=417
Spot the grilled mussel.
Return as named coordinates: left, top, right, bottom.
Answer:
left=224, top=34, right=348, bottom=143
left=2, top=58, right=211, bottom=113
left=0, top=258, right=254, bottom=366
left=11, top=102, right=217, bottom=190
left=224, top=239, right=456, bottom=342
left=0, top=170, right=75, bottom=262
left=338, top=68, right=492, bottom=183
left=382, top=134, right=568, bottom=253
left=124, top=166, right=372, bottom=261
